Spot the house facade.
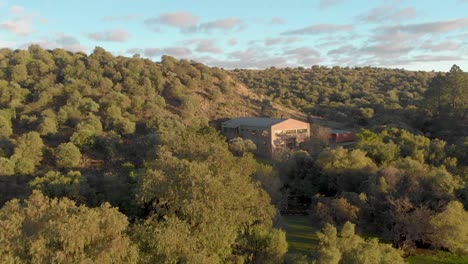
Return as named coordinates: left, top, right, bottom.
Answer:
left=221, top=117, right=310, bottom=156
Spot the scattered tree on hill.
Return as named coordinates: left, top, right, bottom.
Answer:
left=55, top=142, right=81, bottom=168
left=0, top=191, right=138, bottom=263
left=315, top=222, right=405, bottom=264
left=430, top=201, right=468, bottom=255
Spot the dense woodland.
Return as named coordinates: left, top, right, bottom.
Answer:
left=0, top=45, right=467, bottom=263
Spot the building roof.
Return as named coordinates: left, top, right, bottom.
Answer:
left=332, top=129, right=353, bottom=134
left=221, top=117, right=287, bottom=128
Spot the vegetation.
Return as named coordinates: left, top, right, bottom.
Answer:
left=0, top=45, right=467, bottom=263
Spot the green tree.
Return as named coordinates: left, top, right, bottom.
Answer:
left=229, top=137, right=257, bottom=156
left=30, top=170, right=91, bottom=203
left=316, top=148, right=376, bottom=193
left=0, top=115, right=12, bottom=137
left=135, top=128, right=276, bottom=263
left=55, top=142, right=81, bottom=168
left=0, top=191, right=138, bottom=263
left=430, top=201, right=468, bottom=255
left=424, top=65, right=468, bottom=135
left=11, top=132, right=44, bottom=175
left=0, top=157, right=15, bottom=176
left=315, top=222, right=405, bottom=264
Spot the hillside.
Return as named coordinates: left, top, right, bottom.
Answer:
left=0, top=46, right=313, bottom=206
left=1, top=46, right=467, bottom=263
left=231, top=67, right=436, bottom=130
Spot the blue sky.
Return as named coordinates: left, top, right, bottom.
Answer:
left=1, top=0, right=467, bottom=71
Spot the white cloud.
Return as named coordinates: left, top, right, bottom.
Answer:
left=145, top=11, right=199, bottom=31
left=358, top=6, right=417, bottom=23
left=0, top=40, right=16, bottom=48
left=85, top=29, right=131, bottom=42
left=270, top=17, right=285, bottom=25
left=228, top=38, right=237, bottom=46
left=102, top=14, right=142, bottom=22
left=199, top=17, right=243, bottom=32
left=10, top=5, right=25, bottom=14
left=0, top=18, right=34, bottom=36
left=319, top=0, right=345, bottom=9
left=420, top=41, right=461, bottom=52
left=282, top=24, right=353, bottom=35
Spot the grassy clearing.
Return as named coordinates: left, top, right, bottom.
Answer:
left=407, top=251, right=468, bottom=264
left=281, top=215, right=319, bottom=255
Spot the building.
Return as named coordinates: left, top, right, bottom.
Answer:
left=221, top=117, right=310, bottom=156
left=330, top=129, right=355, bottom=146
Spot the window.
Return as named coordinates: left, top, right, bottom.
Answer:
left=285, top=129, right=296, bottom=134
left=297, top=128, right=307, bottom=133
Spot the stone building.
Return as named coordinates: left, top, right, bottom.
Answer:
left=221, top=117, right=310, bottom=156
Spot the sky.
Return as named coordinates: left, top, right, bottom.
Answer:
left=1, top=0, right=467, bottom=71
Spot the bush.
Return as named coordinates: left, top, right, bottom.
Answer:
left=55, top=142, right=81, bottom=168
left=0, top=157, right=15, bottom=176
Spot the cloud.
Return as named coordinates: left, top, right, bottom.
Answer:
left=221, top=47, right=291, bottom=68
left=282, top=24, right=353, bottom=35
left=0, top=18, right=34, bottom=36
left=145, top=11, right=199, bottom=31
left=420, top=41, right=461, bottom=52
left=11, top=5, right=25, bottom=14
left=0, top=40, right=16, bottom=48
left=264, top=37, right=299, bottom=46
left=102, top=14, right=142, bottom=22
left=319, top=0, right=345, bottom=9
left=127, top=47, right=192, bottom=58
left=56, top=33, right=80, bottom=46
left=270, top=17, right=285, bottom=25
left=184, top=39, right=222, bottom=53
left=358, top=6, right=417, bottom=23
left=384, top=18, right=468, bottom=34
left=21, top=34, right=87, bottom=53
left=411, top=55, right=464, bottom=62
left=228, top=38, right=237, bottom=46
left=284, top=47, right=321, bottom=57
left=199, top=17, right=243, bottom=32
left=360, top=42, right=414, bottom=57
left=0, top=5, right=47, bottom=36
left=327, top=45, right=357, bottom=56
left=265, top=38, right=282, bottom=46
left=283, top=47, right=323, bottom=66
left=85, top=29, right=131, bottom=42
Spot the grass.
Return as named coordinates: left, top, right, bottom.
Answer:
left=281, top=215, right=468, bottom=264
left=281, top=215, right=319, bottom=255
left=407, top=251, right=468, bottom=264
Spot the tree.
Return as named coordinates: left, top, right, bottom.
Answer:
left=0, top=157, right=15, bottom=176
left=304, top=124, right=331, bottom=156
left=229, top=137, right=257, bottom=156
left=55, top=142, right=81, bottom=168
left=238, top=224, right=288, bottom=264
left=0, top=191, right=138, bottom=263
left=38, top=117, right=58, bottom=136
left=424, top=65, right=468, bottom=135
left=11, top=132, right=44, bottom=175
left=0, top=115, right=12, bottom=137
left=430, top=201, right=468, bottom=255
left=135, top=128, right=277, bottom=262
left=30, top=170, right=91, bottom=203
left=356, top=129, right=400, bottom=165
left=310, top=197, right=360, bottom=228
left=315, top=222, right=405, bottom=264
left=316, top=148, right=377, bottom=193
